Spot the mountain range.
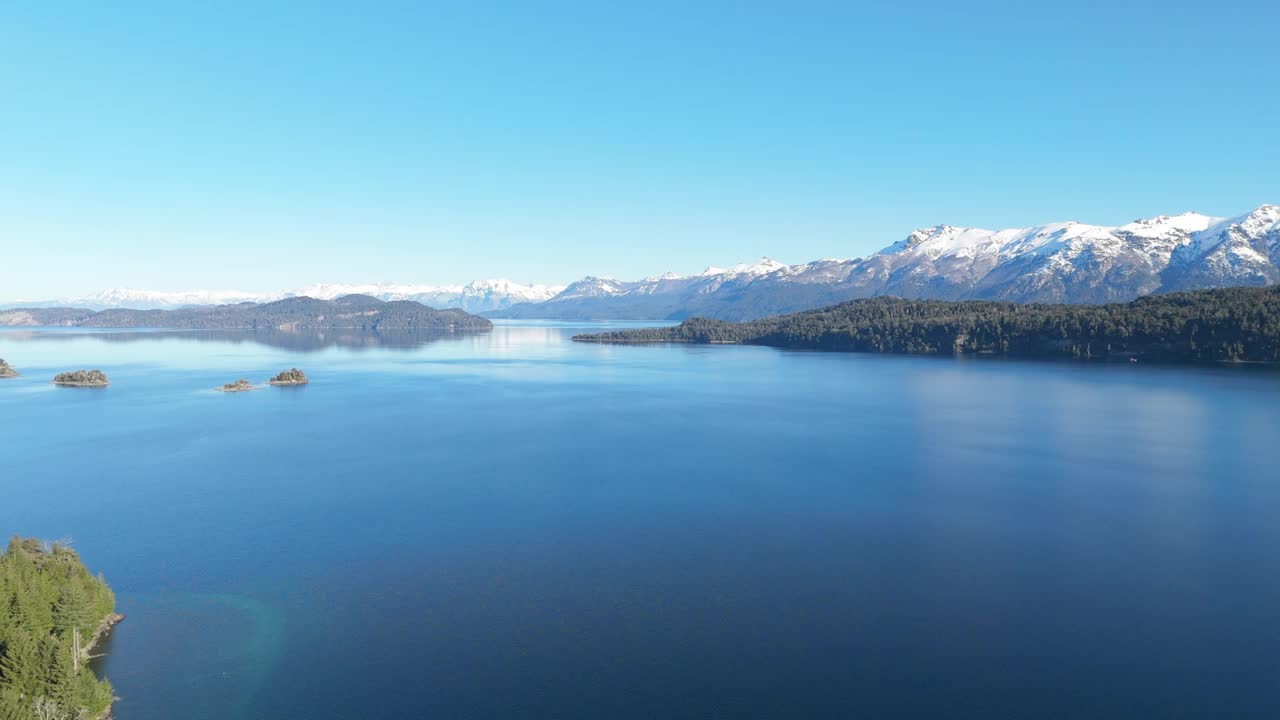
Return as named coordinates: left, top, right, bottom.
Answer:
left=2, top=279, right=563, bottom=314
left=493, top=204, right=1280, bottom=321
left=7, top=204, right=1277, bottom=323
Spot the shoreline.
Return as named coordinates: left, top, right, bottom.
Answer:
left=53, top=381, right=110, bottom=387
left=84, top=612, right=126, bottom=720
left=572, top=335, right=1280, bottom=366
left=84, top=612, right=126, bottom=659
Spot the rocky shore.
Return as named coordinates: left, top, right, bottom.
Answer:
left=84, top=612, right=126, bottom=720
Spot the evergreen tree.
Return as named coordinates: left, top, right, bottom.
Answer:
left=0, top=537, right=116, bottom=720
left=577, top=285, right=1280, bottom=364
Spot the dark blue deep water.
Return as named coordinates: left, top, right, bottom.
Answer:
left=2, top=322, right=1279, bottom=719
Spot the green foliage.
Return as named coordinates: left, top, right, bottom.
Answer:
left=50, top=371, right=108, bottom=386
left=0, top=538, right=116, bottom=720
left=269, top=368, right=308, bottom=384
left=577, top=285, right=1280, bottom=363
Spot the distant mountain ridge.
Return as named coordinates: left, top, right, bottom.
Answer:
left=494, top=204, right=1280, bottom=321
left=8, top=204, right=1278, bottom=323
left=3, top=279, right=563, bottom=314
left=0, top=294, right=492, bottom=331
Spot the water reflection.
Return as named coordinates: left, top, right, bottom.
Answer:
left=2, top=327, right=488, bottom=352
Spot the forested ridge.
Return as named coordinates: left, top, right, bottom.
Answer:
left=0, top=295, right=492, bottom=332
left=0, top=538, right=117, bottom=720
left=574, top=286, right=1280, bottom=363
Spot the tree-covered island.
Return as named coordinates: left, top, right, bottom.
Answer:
left=0, top=537, right=121, bottom=720
left=268, top=368, right=308, bottom=385
left=51, top=371, right=109, bottom=387
left=0, top=360, right=17, bottom=379
left=574, top=286, right=1280, bottom=364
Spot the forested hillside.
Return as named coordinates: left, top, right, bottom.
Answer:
left=0, top=295, right=492, bottom=332
left=574, top=286, right=1280, bottom=363
left=0, top=538, right=117, bottom=720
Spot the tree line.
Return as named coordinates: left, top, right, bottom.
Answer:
left=0, top=537, right=116, bottom=720
left=575, top=285, right=1280, bottom=363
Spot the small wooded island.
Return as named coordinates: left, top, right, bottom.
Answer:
left=0, top=359, right=17, bottom=378
left=268, top=368, right=308, bottom=385
left=52, top=370, right=110, bottom=387
left=574, top=286, right=1280, bottom=364
left=0, top=537, right=121, bottom=720
left=219, top=378, right=255, bottom=392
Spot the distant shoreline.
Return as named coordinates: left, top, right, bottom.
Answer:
left=573, top=286, right=1280, bottom=366
left=0, top=293, right=494, bottom=332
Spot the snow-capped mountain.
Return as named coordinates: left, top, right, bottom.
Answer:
left=287, top=279, right=563, bottom=312
left=542, top=259, right=795, bottom=305
left=11, top=204, right=1278, bottom=322
left=7, top=279, right=565, bottom=314
left=62, top=288, right=276, bottom=309
left=1163, top=205, right=1280, bottom=291
left=493, top=257, right=825, bottom=320
left=493, top=204, right=1280, bottom=321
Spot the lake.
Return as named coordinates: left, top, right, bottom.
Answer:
left=2, top=322, right=1278, bottom=719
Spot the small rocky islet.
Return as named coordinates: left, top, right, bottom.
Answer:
left=267, top=368, right=308, bottom=386
left=4, top=364, right=310, bottom=391
left=220, top=369, right=309, bottom=391
left=52, top=369, right=109, bottom=387
left=218, top=378, right=256, bottom=393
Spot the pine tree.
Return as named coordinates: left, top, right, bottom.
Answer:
left=0, top=537, right=115, bottom=719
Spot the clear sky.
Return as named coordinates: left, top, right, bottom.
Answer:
left=2, top=1, right=1277, bottom=298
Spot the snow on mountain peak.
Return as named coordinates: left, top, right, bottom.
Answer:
left=1119, top=211, right=1217, bottom=237
left=640, top=271, right=684, bottom=282
left=460, top=278, right=565, bottom=299
left=725, top=257, right=787, bottom=276
left=41, top=278, right=565, bottom=313
left=74, top=288, right=273, bottom=309
left=292, top=282, right=459, bottom=300
left=1243, top=204, right=1280, bottom=229
left=552, top=276, right=628, bottom=300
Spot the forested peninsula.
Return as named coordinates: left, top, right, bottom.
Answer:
left=574, top=286, right=1280, bottom=364
left=0, top=538, right=120, bottom=720
left=0, top=295, right=492, bottom=332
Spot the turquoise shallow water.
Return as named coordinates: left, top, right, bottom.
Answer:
left=2, top=322, right=1280, bottom=718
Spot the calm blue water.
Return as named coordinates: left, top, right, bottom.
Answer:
left=2, top=322, right=1279, bottom=719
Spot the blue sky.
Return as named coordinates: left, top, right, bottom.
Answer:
left=2, top=1, right=1277, bottom=298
